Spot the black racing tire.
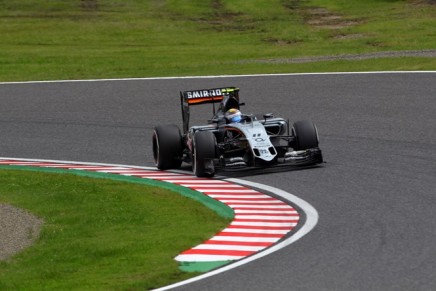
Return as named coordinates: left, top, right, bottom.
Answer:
left=152, top=124, right=183, bottom=170
left=292, top=120, right=319, bottom=150
left=193, top=131, right=216, bottom=177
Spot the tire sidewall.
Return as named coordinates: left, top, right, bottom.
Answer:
left=193, top=131, right=216, bottom=177
left=153, top=124, right=182, bottom=169
left=292, top=120, right=319, bottom=150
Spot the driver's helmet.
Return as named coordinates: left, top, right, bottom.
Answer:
left=225, top=108, right=242, bottom=123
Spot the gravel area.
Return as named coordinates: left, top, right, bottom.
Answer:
left=0, top=204, right=43, bottom=261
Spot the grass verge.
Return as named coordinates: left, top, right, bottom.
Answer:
left=0, top=0, right=435, bottom=82
left=0, top=168, right=231, bottom=290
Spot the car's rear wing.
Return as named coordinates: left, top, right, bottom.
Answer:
left=180, top=87, right=240, bottom=132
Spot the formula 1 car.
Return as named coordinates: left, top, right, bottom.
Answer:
left=152, top=87, right=323, bottom=177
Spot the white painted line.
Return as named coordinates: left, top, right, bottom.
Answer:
left=0, top=161, right=45, bottom=165
left=235, top=215, right=297, bottom=220
left=70, top=166, right=130, bottom=170
left=208, top=194, right=271, bottom=199
left=231, top=221, right=297, bottom=227
left=234, top=208, right=296, bottom=213
left=97, top=169, right=165, bottom=174
left=175, top=254, right=244, bottom=262
left=162, top=179, right=227, bottom=184
left=182, top=184, right=244, bottom=188
left=210, top=236, right=280, bottom=243
left=192, top=245, right=265, bottom=252
left=1, top=71, right=435, bottom=85
left=197, top=189, right=259, bottom=193
left=222, top=228, right=289, bottom=234
left=227, top=204, right=292, bottom=209
left=220, top=200, right=284, bottom=204
left=139, top=175, right=188, bottom=179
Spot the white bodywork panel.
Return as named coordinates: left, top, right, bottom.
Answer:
left=228, top=121, right=277, bottom=162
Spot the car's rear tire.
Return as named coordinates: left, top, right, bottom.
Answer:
left=193, top=131, right=216, bottom=177
left=152, top=124, right=182, bottom=169
left=292, top=120, right=319, bottom=150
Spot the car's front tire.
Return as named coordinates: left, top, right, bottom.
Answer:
left=193, top=131, right=216, bottom=177
left=292, top=120, right=319, bottom=150
left=152, top=124, right=182, bottom=169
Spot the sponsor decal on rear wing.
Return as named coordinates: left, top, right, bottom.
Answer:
left=181, top=87, right=239, bottom=105
left=180, top=87, right=239, bottom=132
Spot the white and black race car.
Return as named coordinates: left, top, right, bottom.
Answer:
left=152, top=87, right=323, bottom=177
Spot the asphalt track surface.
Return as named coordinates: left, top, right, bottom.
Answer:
left=1, top=72, right=435, bottom=290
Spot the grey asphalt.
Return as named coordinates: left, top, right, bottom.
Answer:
left=1, top=72, right=435, bottom=290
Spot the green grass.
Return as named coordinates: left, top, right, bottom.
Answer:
left=0, top=0, right=435, bottom=81
left=0, top=169, right=231, bottom=290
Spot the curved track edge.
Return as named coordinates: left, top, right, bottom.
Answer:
left=0, top=157, right=318, bottom=290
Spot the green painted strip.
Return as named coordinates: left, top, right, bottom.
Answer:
left=178, top=261, right=231, bottom=273
left=0, top=165, right=234, bottom=219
